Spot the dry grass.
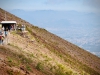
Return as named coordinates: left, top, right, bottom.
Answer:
left=0, top=8, right=100, bottom=75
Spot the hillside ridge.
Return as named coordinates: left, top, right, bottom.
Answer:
left=0, top=8, right=100, bottom=75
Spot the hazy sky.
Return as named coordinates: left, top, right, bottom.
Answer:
left=0, top=0, right=100, bottom=56
left=0, top=0, right=100, bottom=13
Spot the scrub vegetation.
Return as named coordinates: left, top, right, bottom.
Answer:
left=0, top=8, right=100, bottom=75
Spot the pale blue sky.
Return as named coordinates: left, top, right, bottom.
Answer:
left=0, top=0, right=100, bottom=13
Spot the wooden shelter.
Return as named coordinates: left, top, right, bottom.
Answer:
left=0, top=21, right=17, bottom=31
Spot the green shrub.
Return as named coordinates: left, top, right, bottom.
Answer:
left=7, top=57, right=16, bottom=67
left=8, top=57, right=13, bottom=63
left=55, top=63, right=74, bottom=75
left=36, top=62, right=44, bottom=71
left=18, top=54, right=32, bottom=64
left=26, top=65, right=32, bottom=71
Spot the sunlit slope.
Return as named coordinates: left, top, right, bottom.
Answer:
left=0, top=8, right=100, bottom=75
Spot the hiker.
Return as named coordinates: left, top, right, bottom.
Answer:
left=23, top=25, right=25, bottom=31
left=0, top=30, right=4, bottom=45
left=2, top=27, right=4, bottom=31
left=0, top=31, right=2, bottom=45
left=0, top=36, right=2, bottom=45
left=21, top=25, right=24, bottom=32
left=16, top=25, right=18, bottom=30
left=21, top=25, right=26, bottom=32
left=4, top=27, right=8, bottom=37
left=8, top=24, right=12, bottom=31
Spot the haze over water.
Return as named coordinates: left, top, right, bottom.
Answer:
left=0, top=0, right=100, bottom=57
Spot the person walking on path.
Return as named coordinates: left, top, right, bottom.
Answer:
left=4, top=27, right=8, bottom=37
left=0, top=33, right=2, bottom=45
left=0, top=30, right=4, bottom=45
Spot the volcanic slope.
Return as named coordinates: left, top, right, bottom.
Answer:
left=0, top=8, right=100, bottom=75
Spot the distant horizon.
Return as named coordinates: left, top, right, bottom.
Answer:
left=0, top=0, right=100, bottom=13
left=0, top=0, right=100, bottom=57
